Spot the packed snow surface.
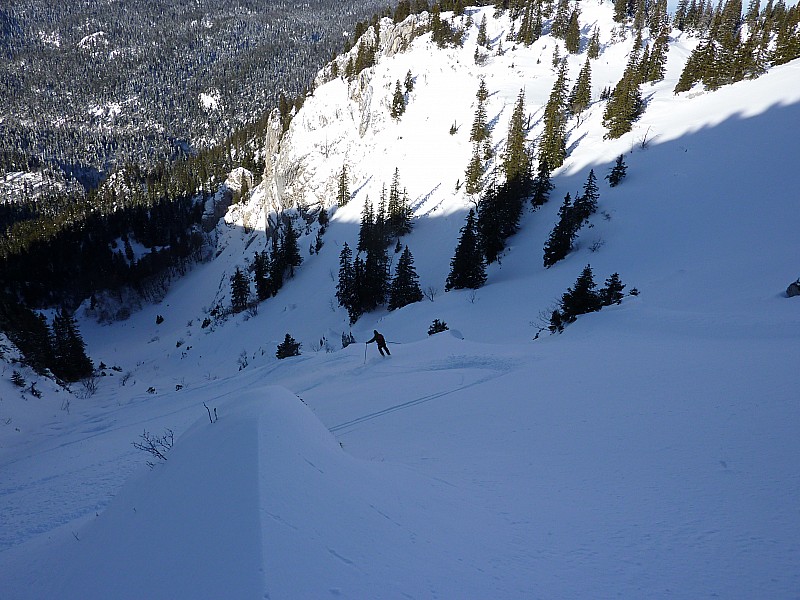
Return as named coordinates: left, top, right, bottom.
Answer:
left=2, top=2, right=799, bottom=598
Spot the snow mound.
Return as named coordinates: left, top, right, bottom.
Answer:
left=5, top=386, right=508, bottom=598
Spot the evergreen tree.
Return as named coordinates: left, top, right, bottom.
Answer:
left=772, top=11, right=800, bottom=65
left=445, top=209, right=487, bottom=290
left=502, top=89, right=532, bottom=184
left=569, top=57, right=593, bottom=116
left=543, top=193, right=580, bottom=268
left=587, top=27, right=601, bottom=59
left=404, top=70, right=415, bottom=93
left=530, top=157, right=555, bottom=208
left=388, top=245, right=424, bottom=310
left=11, top=370, right=26, bottom=388
left=337, top=164, right=350, bottom=207
left=552, top=0, right=572, bottom=38
left=282, top=218, right=302, bottom=277
left=394, top=0, right=412, bottom=22
left=744, top=0, right=761, bottom=28
left=230, top=267, right=251, bottom=313
left=387, top=168, right=413, bottom=237
left=361, top=244, right=390, bottom=313
left=560, top=264, right=602, bottom=322
left=269, top=234, right=284, bottom=295
left=276, top=333, right=301, bottom=359
left=549, top=308, right=565, bottom=333
left=391, top=80, right=406, bottom=119
left=253, top=251, right=271, bottom=301
left=478, top=175, right=527, bottom=264
left=336, top=242, right=357, bottom=317
left=539, top=61, right=569, bottom=169
left=603, top=46, right=645, bottom=139
left=645, top=26, right=670, bottom=83
left=674, top=36, right=714, bottom=93
left=51, top=309, right=93, bottom=382
left=565, top=10, right=582, bottom=53
left=599, top=272, right=626, bottom=305
left=613, top=0, right=629, bottom=22
left=318, top=206, right=329, bottom=230
left=477, top=14, right=489, bottom=47
left=508, top=0, right=525, bottom=21
left=465, top=145, right=484, bottom=195
left=351, top=254, right=366, bottom=323
left=0, top=297, right=54, bottom=375
left=358, top=199, right=376, bottom=253
left=470, top=79, right=490, bottom=144
left=477, top=183, right=505, bottom=264
left=517, top=1, right=542, bottom=46
left=375, top=188, right=389, bottom=249
left=574, top=169, right=600, bottom=225
left=606, top=154, right=628, bottom=187
left=674, top=0, right=690, bottom=29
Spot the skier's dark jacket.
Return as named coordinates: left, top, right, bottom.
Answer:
left=366, top=331, right=387, bottom=347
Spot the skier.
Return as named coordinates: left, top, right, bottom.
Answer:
left=365, top=330, right=391, bottom=356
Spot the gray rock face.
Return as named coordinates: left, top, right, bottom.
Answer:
left=787, top=280, right=800, bottom=297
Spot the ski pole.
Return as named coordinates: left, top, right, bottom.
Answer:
left=364, top=343, right=367, bottom=364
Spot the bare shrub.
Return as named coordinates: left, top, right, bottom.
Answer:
left=133, top=428, right=174, bottom=468
left=424, top=286, right=439, bottom=302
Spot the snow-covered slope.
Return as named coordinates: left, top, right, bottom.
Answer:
left=2, top=2, right=799, bottom=598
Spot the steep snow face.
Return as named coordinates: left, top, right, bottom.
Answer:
left=2, top=2, right=800, bottom=598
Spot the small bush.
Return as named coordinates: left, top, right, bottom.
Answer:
left=276, top=333, right=301, bottom=359
left=11, top=370, right=25, bottom=388
left=428, top=319, right=449, bottom=336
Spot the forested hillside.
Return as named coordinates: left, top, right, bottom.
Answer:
left=0, top=0, right=386, bottom=191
